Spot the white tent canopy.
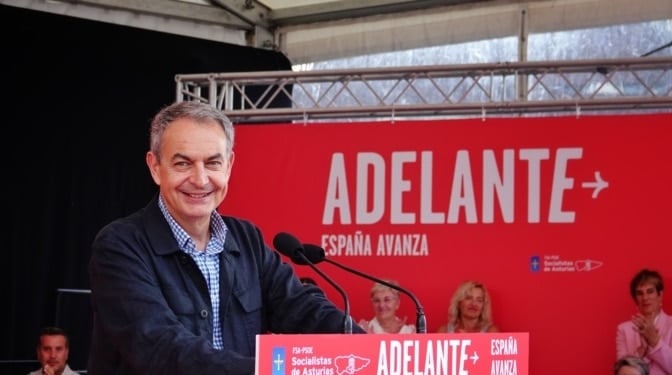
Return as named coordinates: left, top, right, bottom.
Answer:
left=2, top=0, right=671, bottom=64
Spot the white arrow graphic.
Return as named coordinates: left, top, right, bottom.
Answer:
left=470, top=351, right=479, bottom=364
left=581, top=171, right=609, bottom=198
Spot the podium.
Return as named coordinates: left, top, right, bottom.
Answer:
left=256, top=332, right=528, bottom=375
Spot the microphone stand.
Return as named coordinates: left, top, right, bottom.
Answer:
left=323, top=258, right=427, bottom=333
left=295, top=251, right=354, bottom=334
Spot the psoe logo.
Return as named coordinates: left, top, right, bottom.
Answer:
left=574, top=259, right=603, bottom=271
left=334, top=354, right=370, bottom=375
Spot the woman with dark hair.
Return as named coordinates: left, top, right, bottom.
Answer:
left=616, top=268, right=672, bottom=375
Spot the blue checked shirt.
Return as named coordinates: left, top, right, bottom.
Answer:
left=158, top=196, right=227, bottom=349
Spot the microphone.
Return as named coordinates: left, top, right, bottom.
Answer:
left=272, top=232, right=354, bottom=334
left=303, top=243, right=427, bottom=334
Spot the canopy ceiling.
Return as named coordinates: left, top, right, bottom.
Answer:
left=3, top=0, right=671, bottom=64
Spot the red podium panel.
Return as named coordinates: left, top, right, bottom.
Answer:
left=256, top=332, right=528, bottom=375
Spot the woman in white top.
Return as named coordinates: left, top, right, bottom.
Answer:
left=358, top=280, right=415, bottom=334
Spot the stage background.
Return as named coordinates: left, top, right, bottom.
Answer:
left=3, top=5, right=670, bottom=374
left=221, top=114, right=672, bottom=375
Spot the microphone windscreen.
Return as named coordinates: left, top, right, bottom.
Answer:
left=302, top=244, right=326, bottom=264
left=273, top=232, right=303, bottom=258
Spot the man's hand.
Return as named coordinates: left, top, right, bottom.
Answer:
left=42, top=364, right=54, bottom=375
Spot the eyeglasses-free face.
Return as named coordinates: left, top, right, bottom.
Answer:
left=634, top=281, right=662, bottom=316
left=458, top=287, right=486, bottom=319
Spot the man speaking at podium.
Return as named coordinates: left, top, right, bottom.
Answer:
left=88, top=101, right=364, bottom=375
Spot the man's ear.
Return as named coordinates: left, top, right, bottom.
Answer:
left=146, top=151, right=161, bottom=185
left=228, top=151, right=235, bottom=175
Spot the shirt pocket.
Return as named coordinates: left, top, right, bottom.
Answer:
left=234, top=284, right=262, bottom=313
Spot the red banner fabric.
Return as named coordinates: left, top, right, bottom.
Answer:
left=222, top=113, right=672, bottom=375
left=255, top=332, right=529, bottom=375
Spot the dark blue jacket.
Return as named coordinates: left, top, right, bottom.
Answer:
left=88, top=195, right=359, bottom=374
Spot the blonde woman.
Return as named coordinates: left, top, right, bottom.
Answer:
left=437, top=280, right=499, bottom=333
left=358, top=280, right=415, bottom=334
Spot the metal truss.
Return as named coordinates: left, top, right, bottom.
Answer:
left=175, top=56, right=672, bottom=123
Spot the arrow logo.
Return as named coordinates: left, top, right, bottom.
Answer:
left=470, top=351, right=479, bottom=364
left=581, top=171, right=609, bottom=198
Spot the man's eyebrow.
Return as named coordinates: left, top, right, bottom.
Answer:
left=170, top=153, right=191, bottom=161
left=169, top=153, right=224, bottom=161
left=206, top=153, right=224, bottom=161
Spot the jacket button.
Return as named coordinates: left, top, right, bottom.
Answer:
left=178, top=255, right=189, bottom=265
left=200, top=309, right=208, bottom=318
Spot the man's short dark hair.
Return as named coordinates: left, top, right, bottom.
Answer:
left=37, top=326, right=70, bottom=348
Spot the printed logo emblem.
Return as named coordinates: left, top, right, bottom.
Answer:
left=334, top=354, right=370, bottom=375
left=272, top=347, right=285, bottom=375
left=530, top=255, right=541, bottom=272
left=534, top=254, right=605, bottom=272
left=574, top=259, right=603, bottom=271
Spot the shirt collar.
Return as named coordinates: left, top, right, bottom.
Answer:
left=157, top=195, right=228, bottom=252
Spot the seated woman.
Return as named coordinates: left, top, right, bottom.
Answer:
left=358, top=280, right=415, bottom=334
left=437, top=280, right=499, bottom=333
left=616, top=268, right=672, bottom=374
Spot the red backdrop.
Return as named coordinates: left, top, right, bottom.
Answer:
left=221, top=113, right=672, bottom=375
